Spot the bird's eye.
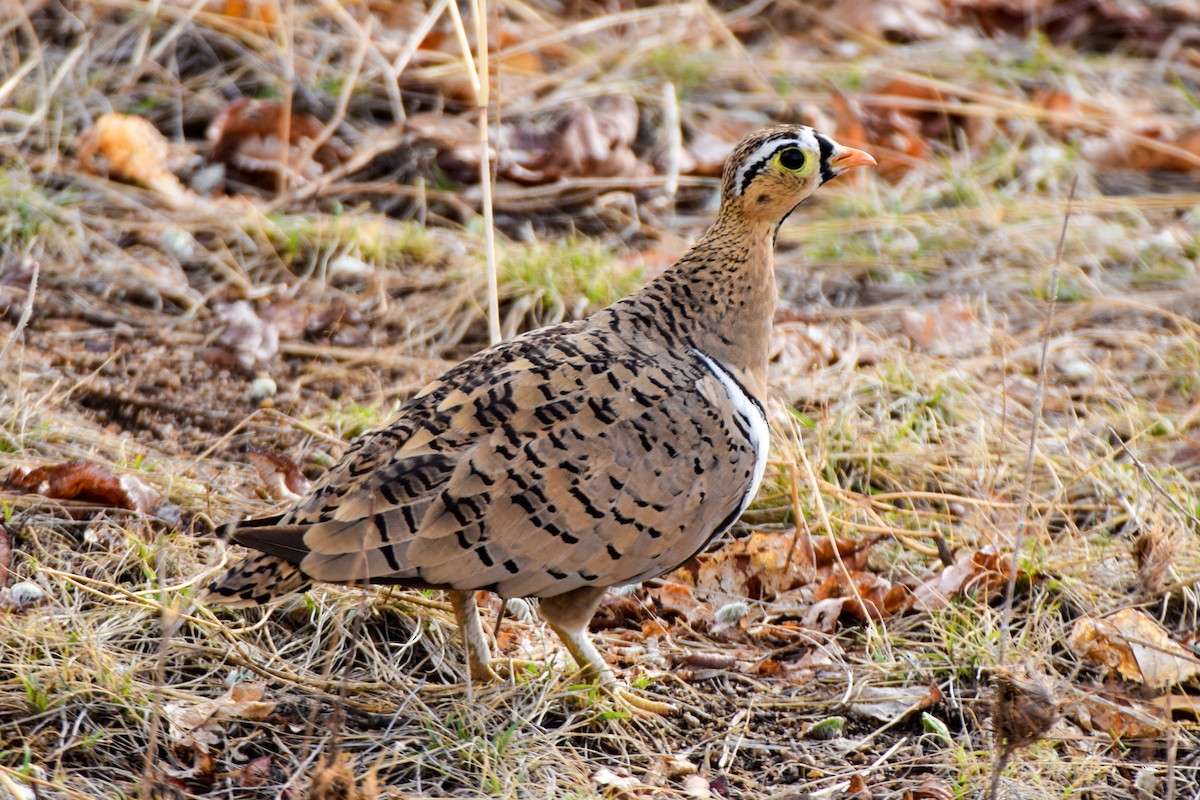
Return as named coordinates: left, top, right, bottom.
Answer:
left=778, top=147, right=807, bottom=171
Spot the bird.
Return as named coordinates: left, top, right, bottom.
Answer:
left=205, top=124, right=875, bottom=709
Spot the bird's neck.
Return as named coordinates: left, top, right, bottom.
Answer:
left=622, top=210, right=778, bottom=398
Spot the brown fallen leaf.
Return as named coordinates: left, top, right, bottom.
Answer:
left=214, top=300, right=279, bottom=369
left=848, top=683, right=942, bottom=723
left=1068, top=608, right=1200, bottom=689
left=1155, top=692, right=1200, bottom=720
left=673, top=531, right=869, bottom=601
left=163, top=682, right=276, bottom=751
left=945, top=0, right=1195, bottom=52
left=207, top=98, right=350, bottom=186
left=206, top=0, right=277, bottom=26
left=910, top=546, right=1012, bottom=611
left=846, top=773, right=872, bottom=799
left=309, top=750, right=375, bottom=800
left=237, top=755, right=274, bottom=788
left=77, top=113, right=192, bottom=206
left=650, top=582, right=715, bottom=628
left=902, top=297, right=990, bottom=357
left=496, top=95, right=650, bottom=184
left=830, top=88, right=929, bottom=181
left=812, top=569, right=911, bottom=623
left=246, top=449, right=309, bottom=502
left=904, top=775, right=955, bottom=800
left=408, top=97, right=651, bottom=187
left=5, top=462, right=159, bottom=514
left=1081, top=123, right=1200, bottom=173
left=678, top=119, right=760, bottom=177
left=1069, top=688, right=1169, bottom=739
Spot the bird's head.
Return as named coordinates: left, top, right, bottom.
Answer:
left=720, top=125, right=876, bottom=233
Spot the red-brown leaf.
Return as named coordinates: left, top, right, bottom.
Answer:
left=5, top=462, right=158, bottom=513
left=246, top=449, right=309, bottom=501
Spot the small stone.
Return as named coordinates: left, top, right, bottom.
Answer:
left=10, top=581, right=46, bottom=608
left=714, top=601, right=749, bottom=626
left=249, top=374, right=277, bottom=400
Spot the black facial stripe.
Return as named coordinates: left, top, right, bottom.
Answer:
left=737, top=131, right=807, bottom=195
left=816, top=133, right=835, bottom=183
left=738, top=154, right=774, bottom=195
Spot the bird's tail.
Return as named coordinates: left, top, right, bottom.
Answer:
left=204, top=551, right=312, bottom=607
left=203, top=515, right=313, bottom=607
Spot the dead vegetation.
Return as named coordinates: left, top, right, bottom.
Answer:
left=2, top=0, right=1200, bottom=798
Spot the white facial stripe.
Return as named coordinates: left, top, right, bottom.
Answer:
left=733, top=127, right=820, bottom=196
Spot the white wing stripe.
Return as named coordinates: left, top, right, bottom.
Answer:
left=692, top=349, right=769, bottom=518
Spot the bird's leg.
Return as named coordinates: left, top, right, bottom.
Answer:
left=538, top=586, right=674, bottom=715
left=448, top=589, right=496, bottom=682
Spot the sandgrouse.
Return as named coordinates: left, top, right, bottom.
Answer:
left=206, top=125, right=875, bottom=703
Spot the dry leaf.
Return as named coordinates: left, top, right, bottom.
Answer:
left=238, top=755, right=274, bottom=788
left=902, top=297, right=990, bottom=357
left=208, top=0, right=277, bottom=26
left=163, top=682, right=275, bottom=751
left=830, top=89, right=929, bottom=180
left=831, top=0, right=949, bottom=41
left=496, top=95, right=650, bottom=184
left=1069, top=689, right=1170, bottom=739
left=309, top=751, right=366, bottom=800
left=1068, top=608, right=1200, bottom=689
left=674, top=532, right=868, bottom=601
left=679, top=120, right=759, bottom=177
left=904, top=775, right=955, bottom=800
left=812, top=570, right=911, bottom=622
left=592, top=766, right=643, bottom=798
left=910, top=546, right=1012, bottom=611
left=1081, top=123, right=1200, bottom=173
left=246, top=449, right=309, bottom=502
left=5, top=462, right=159, bottom=514
left=207, top=98, right=350, bottom=185
left=77, top=113, right=192, bottom=206
left=848, top=683, right=942, bottom=723
left=409, top=97, right=651, bottom=187
left=945, top=0, right=1195, bottom=51
left=214, top=300, right=279, bottom=369
left=649, top=582, right=715, bottom=628
left=846, top=773, right=872, bottom=799
left=680, top=774, right=714, bottom=799
left=1155, top=693, right=1200, bottom=720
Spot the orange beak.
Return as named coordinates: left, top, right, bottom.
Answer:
left=829, top=146, right=877, bottom=172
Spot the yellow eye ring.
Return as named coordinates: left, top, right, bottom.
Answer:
left=777, top=147, right=808, bottom=171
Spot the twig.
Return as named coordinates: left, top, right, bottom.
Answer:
left=294, top=3, right=372, bottom=177
left=661, top=81, right=680, bottom=209
left=0, top=259, right=39, bottom=366
left=1109, top=430, right=1200, bottom=530
left=988, top=176, right=1077, bottom=800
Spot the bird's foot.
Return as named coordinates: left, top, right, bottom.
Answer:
left=578, top=669, right=676, bottom=717
left=490, top=657, right=545, bottom=681
left=608, top=683, right=676, bottom=717
left=494, top=660, right=675, bottom=715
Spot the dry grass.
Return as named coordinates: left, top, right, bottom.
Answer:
left=2, top=1, right=1200, bottom=798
